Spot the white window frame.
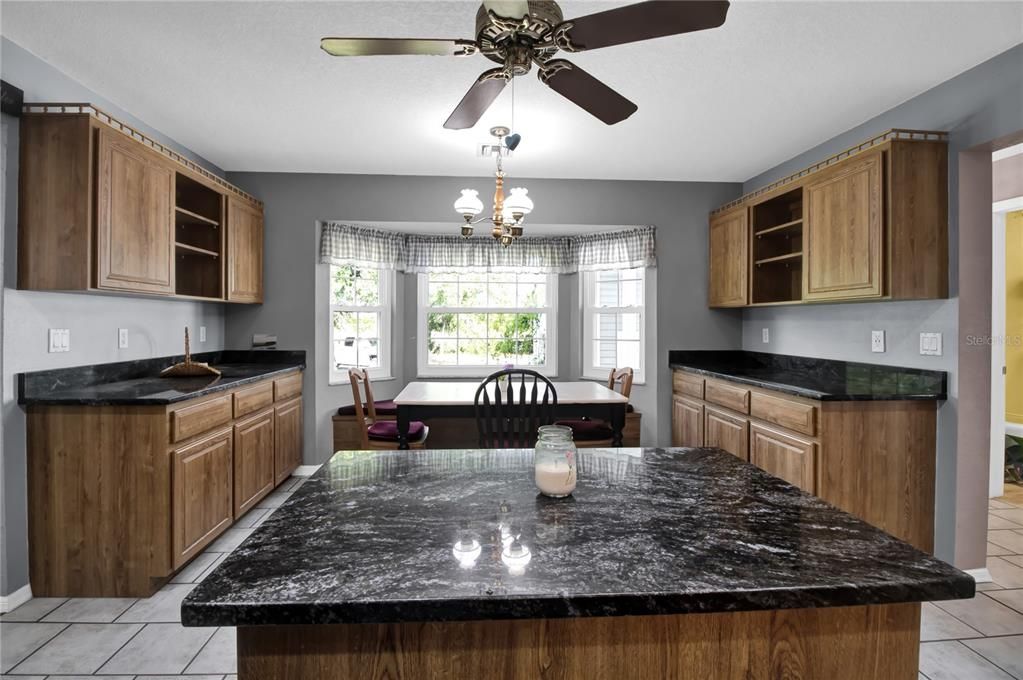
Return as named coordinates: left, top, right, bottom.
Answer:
left=328, top=265, right=394, bottom=385
left=581, top=267, right=647, bottom=385
left=416, top=272, right=559, bottom=378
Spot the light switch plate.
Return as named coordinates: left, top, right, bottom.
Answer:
left=919, top=332, right=943, bottom=356
left=871, top=330, right=885, bottom=353
left=48, top=328, right=70, bottom=353
left=118, top=328, right=129, bottom=349
left=199, top=326, right=207, bottom=343
left=762, top=328, right=770, bottom=344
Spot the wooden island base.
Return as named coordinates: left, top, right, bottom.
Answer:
left=238, top=602, right=920, bottom=680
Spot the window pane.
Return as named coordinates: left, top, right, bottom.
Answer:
left=521, top=339, right=546, bottom=366
left=618, top=313, right=641, bottom=341
left=517, top=281, right=546, bottom=307
left=459, top=281, right=486, bottom=306
left=333, top=310, right=358, bottom=338
left=489, top=339, right=516, bottom=365
left=429, top=281, right=457, bottom=307
left=488, top=313, right=518, bottom=339
left=428, top=339, right=458, bottom=365
left=595, top=340, right=617, bottom=368
left=616, top=341, right=641, bottom=369
left=619, top=279, right=643, bottom=307
left=330, top=265, right=357, bottom=305
left=594, top=312, right=618, bottom=341
left=596, top=276, right=619, bottom=306
left=458, top=312, right=488, bottom=339
left=458, top=338, right=488, bottom=365
left=618, top=267, right=643, bottom=281
left=427, top=312, right=457, bottom=340
left=487, top=282, right=516, bottom=307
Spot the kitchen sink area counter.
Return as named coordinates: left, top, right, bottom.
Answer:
left=182, top=447, right=971, bottom=680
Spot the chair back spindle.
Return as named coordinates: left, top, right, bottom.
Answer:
left=474, top=369, right=557, bottom=448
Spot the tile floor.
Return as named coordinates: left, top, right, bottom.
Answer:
left=3, top=476, right=1023, bottom=679
left=0, top=475, right=306, bottom=679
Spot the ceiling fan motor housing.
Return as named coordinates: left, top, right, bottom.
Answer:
left=475, top=0, right=564, bottom=67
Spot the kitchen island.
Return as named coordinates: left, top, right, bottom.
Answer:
left=183, top=446, right=971, bottom=679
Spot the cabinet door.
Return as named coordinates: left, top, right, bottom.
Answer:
left=704, top=406, right=749, bottom=461
left=172, top=428, right=233, bottom=568
left=274, top=397, right=303, bottom=486
left=804, top=152, right=883, bottom=300
left=708, top=207, right=749, bottom=307
left=96, top=129, right=175, bottom=293
left=750, top=423, right=816, bottom=493
left=227, top=197, right=264, bottom=303
left=234, top=408, right=275, bottom=517
left=671, top=395, right=704, bottom=448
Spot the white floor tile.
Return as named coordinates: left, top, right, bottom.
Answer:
left=171, top=552, right=223, bottom=584
left=1004, top=554, right=1023, bottom=568
left=963, top=635, right=1023, bottom=679
left=11, top=622, right=142, bottom=675
left=0, top=597, right=67, bottom=622
left=117, top=583, right=196, bottom=623
left=98, top=622, right=216, bottom=675
left=990, top=515, right=1023, bottom=530
left=255, top=490, right=291, bottom=509
left=44, top=675, right=134, bottom=679
left=989, top=557, right=1023, bottom=588
left=205, top=527, right=255, bottom=553
left=41, top=597, right=136, bottom=623
left=989, top=530, right=1023, bottom=554
left=991, top=500, right=1017, bottom=510
left=934, top=594, right=1023, bottom=636
left=234, top=507, right=270, bottom=529
left=185, top=626, right=237, bottom=675
left=919, top=641, right=1015, bottom=680
left=920, top=602, right=984, bottom=641
left=0, top=621, right=67, bottom=673
left=987, top=589, right=1023, bottom=614
left=989, top=541, right=1015, bottom=556
left=991, top=509, right=1023, bottom=524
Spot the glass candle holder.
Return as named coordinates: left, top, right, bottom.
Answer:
left=534, top=425, right=577, bottom=498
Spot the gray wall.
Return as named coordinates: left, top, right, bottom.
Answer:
left=1, top=38, right=228, bottom=597
left=224, top=173, right=741, bottom=465
left=739, top=44, right=1023, bottom=567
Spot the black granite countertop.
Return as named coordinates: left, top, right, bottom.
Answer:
left=669, top=350, right=946, bottom=401
left=19, top=350, right=305, bottom=405
left=182, top=447, right=972, bottom=627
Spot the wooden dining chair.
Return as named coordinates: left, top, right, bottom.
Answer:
left=474, top=369, right=558, bottom=448
left=348, top=368, right=428, bottom=449
left=556, top=367, right=634, bottom=448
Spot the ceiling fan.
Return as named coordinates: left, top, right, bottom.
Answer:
left=321, top=0, right=730, bottom=129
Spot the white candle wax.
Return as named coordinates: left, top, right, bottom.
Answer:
left=535, top=460, right=577, bottom=497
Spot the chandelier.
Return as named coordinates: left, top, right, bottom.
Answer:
left=453, top=126, right=533, bottom=246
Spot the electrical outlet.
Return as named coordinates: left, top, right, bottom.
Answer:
left=199, top=326, right=207, bottom=343
left=48, top=328, right=70, bottom=353
left=871, top=330, right=886, bottom=353
left=118, top=328, right=129, bottom=349
left=919, top=332, right=943, bottom=356
left=762, top=328, right=770, bottom=344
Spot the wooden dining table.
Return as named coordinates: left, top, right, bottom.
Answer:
left=392, top=381, right=630, bottom=449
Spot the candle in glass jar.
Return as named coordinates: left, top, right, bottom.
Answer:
left=535, top=458, right=577, bottom=497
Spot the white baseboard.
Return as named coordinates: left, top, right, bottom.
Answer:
left=0, top=584, right=32, bottom=613
left=1006, top=422, right=1023, bottom=438
left=294, top=465, right=322, bottom=477
left=966, top=568, right=992, bottom=584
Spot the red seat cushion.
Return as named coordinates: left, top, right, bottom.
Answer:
left=367, top=420, right=426, bottom=442
left=555, top=418, right=614, bottom=441
left=337, top=400, right=397, bottom=416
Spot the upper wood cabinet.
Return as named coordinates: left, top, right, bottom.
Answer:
left=227, top=197, right=264, bottom=303
left=803, top=152, right=883, bottom=301
left=17, top=106, right=264, bottom=304
left=706, top=130, right=948, bottom=308
left=708, top=207, right=749, bottom=307
left=96, top=129, right=175, bottom=294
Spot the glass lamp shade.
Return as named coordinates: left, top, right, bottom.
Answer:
left=454, top=189, right=484, bottom=218
left=505, top=187, right=533, bottom=219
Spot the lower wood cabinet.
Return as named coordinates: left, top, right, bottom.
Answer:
left=27, top=369, right=304, bottom=597
left=275, top=397, right=303, bottom=485
left=749, top=423, right=816, bottom=493
left=704, top=406, right=749, bottom=461
left=234, top=408, right=276, bottom=517
left=670, top=369, right=936, bottom=553
left=172, top=427, right=234, bottom=568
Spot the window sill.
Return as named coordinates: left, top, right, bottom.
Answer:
left=329, top=375, right=395, bottom=386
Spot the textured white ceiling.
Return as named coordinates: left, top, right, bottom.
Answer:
left=3, top=1, right=1021, bottom=181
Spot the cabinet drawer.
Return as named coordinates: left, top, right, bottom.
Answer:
left=274, top=372, right=302, bottom=401
left=704, top=378, right=751, bottom=413
left=750, top=391, right=817, bottom=436
left=672, top=371, right=704, bottom=398
left=234, top=380, right=274, bottom=418
left=171, top=394, right=233, bottom=443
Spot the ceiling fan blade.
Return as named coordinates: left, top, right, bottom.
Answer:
left=556, top=0, right=729, bottom=52
left=483, top=1, right=530, bottom=19
left=539, top=60, right=637, bottom=125
left=444, top=68, right=509, bottom=130
left=320, top=37, right=477, bottom=57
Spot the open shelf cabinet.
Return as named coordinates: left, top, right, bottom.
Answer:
left=174, top=172, right=223, bottom=299
left=751, top=187, right=803, bottom=304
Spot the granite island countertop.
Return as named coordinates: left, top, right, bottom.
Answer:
left=182, top=447, right=972, bottom=627
left=669, top=350, right=947, bottom=401
left=19, top=350, right=305, bottom=405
